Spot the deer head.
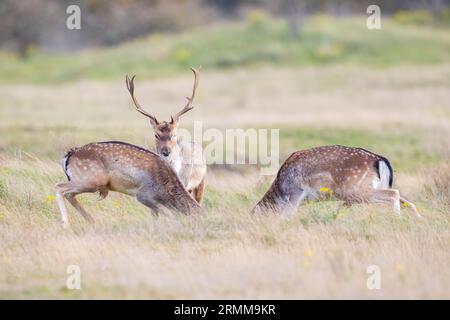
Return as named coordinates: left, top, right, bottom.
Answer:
left=126, top=67, right=200, bottom=158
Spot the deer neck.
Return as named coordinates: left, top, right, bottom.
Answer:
left=251, top=180, right=287, bottom=214
left=165, top=143, right=182, bottom=175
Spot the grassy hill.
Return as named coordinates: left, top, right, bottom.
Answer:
left=1, top=15, right=450, bottom=83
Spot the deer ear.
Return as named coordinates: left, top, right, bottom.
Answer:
left=170, top=116, right=179, bottom=126
left=149, top=118, right=158, bottom=128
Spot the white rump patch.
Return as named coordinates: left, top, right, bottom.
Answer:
left=61, top=155, right=73, bottom=180
left=373, top=160, right=391, bottom=189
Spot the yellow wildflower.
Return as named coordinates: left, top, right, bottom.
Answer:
left=304, top=248, right=314, bottom=257
left=174, top=48, right=191, bottom=64
left=46, top=195, right=56, bottom=204
left=395, top=263, right=406, bottom=274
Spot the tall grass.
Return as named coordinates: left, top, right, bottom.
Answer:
left=0, top=56, right=449, bottom=298
left=423, top=164, right=450, bottom=210
left=0, top=157, right=449, bottom=299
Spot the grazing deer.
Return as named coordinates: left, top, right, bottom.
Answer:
left=55, top=141, right=202, bottom=228
left=251, top=145, right=420, bottom=217
left=125, top=68, right=207, bottom=204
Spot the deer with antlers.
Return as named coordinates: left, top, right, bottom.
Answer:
left=251, top=145, right=420, bottom=217
left=125, top=68, right=207, bottom=204
left=55, top=141, right=202, bottom=228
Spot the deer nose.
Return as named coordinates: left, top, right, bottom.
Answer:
left=161, top=148, right=170, bottom=157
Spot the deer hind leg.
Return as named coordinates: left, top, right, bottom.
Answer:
left=65, top=194, right=95, bottom=224
left=55, top=182, right=96, bottom=227
left=399, top=195, right=421, bottom=218
left=193, top=177, right=206, bottom=204
left=369, top=188, right=401, bottom=214
left=55, top=182, right=71, bottom=228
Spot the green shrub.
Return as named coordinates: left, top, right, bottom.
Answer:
left=393, top=10, right=434, bottom=26
left=312, top=43, right=344, bottom=62
left=438, top=8, right=450, bottom=26
left=173, top=48, right=192, bottom=65
left=247, top=9, right=270, bottom=31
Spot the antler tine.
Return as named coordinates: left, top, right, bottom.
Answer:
left=125, top=75, right=158, bottom=125
left=172, top=67, right=200, bottom=122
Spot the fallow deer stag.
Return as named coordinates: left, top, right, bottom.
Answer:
left=55, top=141, right=202, bottom=228
left=125, top=68, right=207, bottom=204
left=251, top=145, right=420, bottom=216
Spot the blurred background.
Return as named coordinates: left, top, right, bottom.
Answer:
left=1, top=0, right=449, bottom=167
left=1, top=0, right=450, bottom=299
left=0, top=0, right=449, bottom=80
left=1, top=0, right=449, bottom=168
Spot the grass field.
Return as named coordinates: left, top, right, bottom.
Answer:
left=0, top=17, right=450, bottom=299
left=1, top=64, right=449, bottom=299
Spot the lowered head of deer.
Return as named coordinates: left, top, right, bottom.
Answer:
left=125, top=67, right=199, bottom=159
left=55, top=141, right=202, bottom=228
left=251, top=145, right=420, bottom=217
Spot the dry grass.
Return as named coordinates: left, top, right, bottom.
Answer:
left=423, top=164, right=450, bottom=210
left=0, top=65, right=449, bottom=299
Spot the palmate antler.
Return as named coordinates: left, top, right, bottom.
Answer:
left=172, top=67, right=200, bottom=123
left=126, top=75, right=159, bottom=126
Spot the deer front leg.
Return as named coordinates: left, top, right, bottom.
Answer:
left=193, top=177, right=206, bottom=204
left=136, top=188, right=163, bottom=215
left=281, top=189, right=308, bottom=216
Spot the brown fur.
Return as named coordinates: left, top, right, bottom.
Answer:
left=125, top=69, right=207, bottom=204
left=252, top=145, right=419, bottom=216
left=55, top=141, right=202, bottom=228
left=193, top=177, right=206, bottom=204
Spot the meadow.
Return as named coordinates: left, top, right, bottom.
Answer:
left=0, top=17, right=449, bottom=299
left=1, top=16, right=450, bottom=83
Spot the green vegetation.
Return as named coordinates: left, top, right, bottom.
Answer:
left=1, top=151, right=449, bottom=298
left=0, top=124, right=443, bottom=172
left=1, top=16, right=449, bottom=83
left=393, top=9, right=450, bottom=26
left=1, top=17, right=449, bottom=297
left=392, top=10, right=434, bottom=26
